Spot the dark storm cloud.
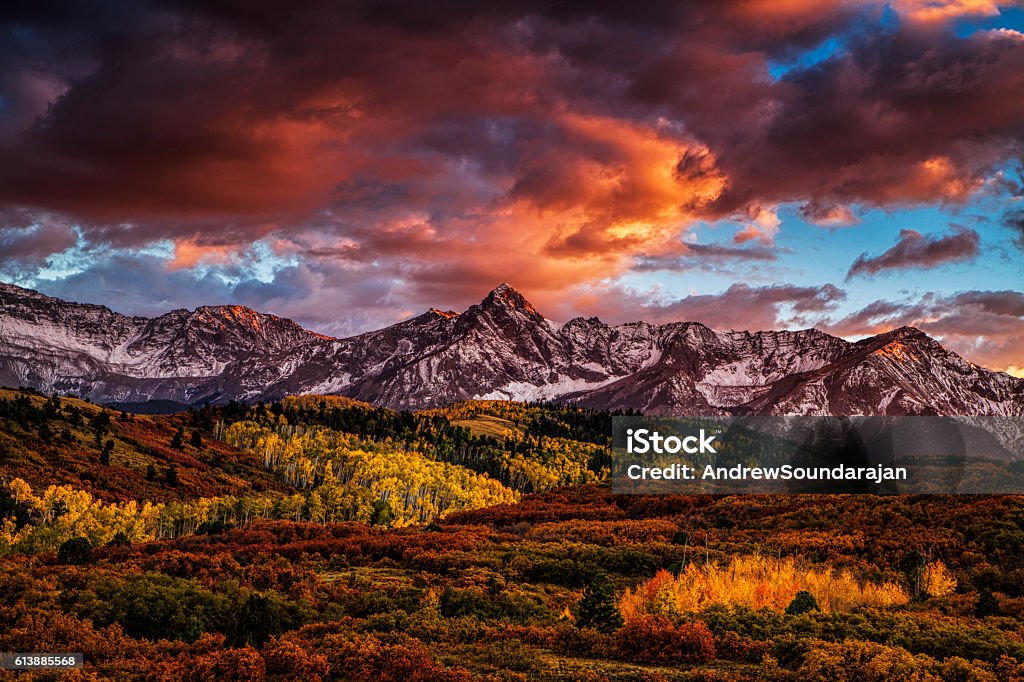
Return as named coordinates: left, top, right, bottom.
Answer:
left=0, top=221, right=78, bottom=273
left=2, top=1, right=1022, bottom=230
left=846, top=226, right=980, bottom=277
left=699, top=27, right=1024, bottom=215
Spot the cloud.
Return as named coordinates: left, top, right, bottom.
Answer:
left=0, top=214, right=79, bottom=275
left=655, top=24, right=1024, bottom=217
left=568, top=282, right=846, bottom=331
left=1005, top=207, right=1024, bottom=249
left=2, top=3, right=1022, bottom=238
left=732, top=206, right=782, bottom=245
left=633, top=243, right=778, bottom=272
left=800, top=202, right=861, bottom=227
left=0, top=223, right=76, bottom=262
left=846, top=226, right=980, bottom=278
left=890, top=0, right=1006, bottom=24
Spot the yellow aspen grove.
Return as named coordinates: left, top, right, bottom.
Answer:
left=223, top=421, right=518, bottom=526
left=619, top=555, right=909, bottom=620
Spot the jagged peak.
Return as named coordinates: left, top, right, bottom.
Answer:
left=562, top=315, right=604, bottom=327
left=189, top=304, right=334, bottom=340
left=191, top=304, right=271, bottom=328
left=481, top=283, right=543, bottom=318
left=195, top=303, right=266, bottom=318
left=872, top=325, right=939, bottom=347
left=726, top=327, right=846, bottom=344
left=859, top=326, right=947, bottom=365
left=888, top=325, right=930, bottom=339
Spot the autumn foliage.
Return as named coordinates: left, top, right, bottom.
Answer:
left=614, top=615, right=716, bottom=664
left=619, top=555, right=910, bottom=621
left=0, top=390, right=1023, bottom=680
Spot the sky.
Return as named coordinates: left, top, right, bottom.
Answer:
left=0, top=0, right=1023, bottom=376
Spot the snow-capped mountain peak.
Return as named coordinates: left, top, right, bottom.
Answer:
left=1, top=282, right=1021, bottom=415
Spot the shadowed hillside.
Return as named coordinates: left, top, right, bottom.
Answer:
left=0, top=387, right=286, bottom=503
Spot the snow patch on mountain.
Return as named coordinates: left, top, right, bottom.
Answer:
left=476, top=374, right=623, bottom=402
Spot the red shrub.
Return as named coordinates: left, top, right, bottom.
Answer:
left=614, top=616, right=715, bottom=665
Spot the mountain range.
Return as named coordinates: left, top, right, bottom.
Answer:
left=1, top=282, right=1021, bottom=415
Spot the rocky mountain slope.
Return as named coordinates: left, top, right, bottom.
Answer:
left=1, top=282, right=1021, bottom=415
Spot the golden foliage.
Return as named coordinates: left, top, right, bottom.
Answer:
left=224, top=421, right=518, bottom=526
left=921, top=560, right=957, bottom=598
left=619, top=554, right=909, bottom=620
left=0, top=477, right=274, bottom=553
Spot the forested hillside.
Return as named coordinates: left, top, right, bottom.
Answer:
left=0, top=388, right=286, bottom=502
left=0, top=391, right=612, bottom=554
left=217, top=396, right=618, bottom=493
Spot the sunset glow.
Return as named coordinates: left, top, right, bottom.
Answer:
left=1, top=0, right=1022, bottom=373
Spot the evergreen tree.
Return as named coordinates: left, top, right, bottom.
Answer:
left=107, top=531, right=131, bottom=547
left=67, top=406, right=83, bottom=426
left=577, top=573, right=624, bottom=633
left=370, top=499, right=394, bottom=526
left=100, top=439, right=114, bottom=465
left=91, top=410, right=111, bottom=432
left=190, top=430, right=203, bottom=449
left=900, top=549, right=926, bottom=598
left=786, top=590, right=820, bottom=615
left=57, top=537, right=93, bottom=564
left=171, top=427, right=185, bottom=450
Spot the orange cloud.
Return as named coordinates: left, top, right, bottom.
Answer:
left=733, top=206, right=781, bottom=244
left=891, top=0, right=1005, bottom=23
left=169, top=239, right=239, bottom=270
left=526, top=113, right=727, bottom=258
left=801, top=203, right=861, bottom=227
